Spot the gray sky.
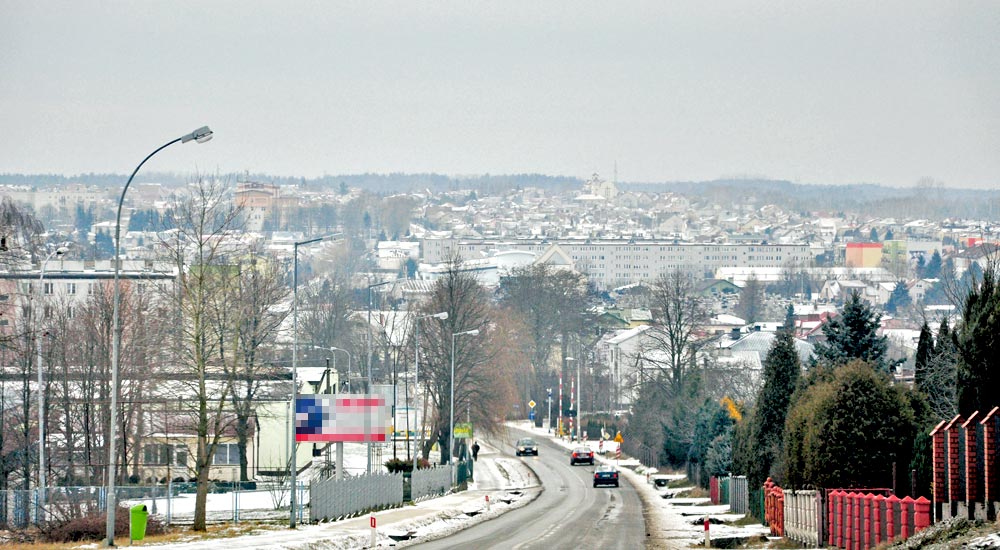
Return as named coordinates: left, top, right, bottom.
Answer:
left=2, top=1, right=998, bottom=188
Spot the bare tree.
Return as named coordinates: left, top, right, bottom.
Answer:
left=160, top=178, right=244, bottom=531
left=416, top=258, right=520, bottom=462
left=640, top=269, right=712, bottom=397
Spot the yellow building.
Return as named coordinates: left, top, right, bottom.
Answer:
left=846, top=242, right=883, bottom=268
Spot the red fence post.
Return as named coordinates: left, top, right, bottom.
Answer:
left=710, top=476, right=719, bottom=504
left=855, top=493, right=863, bottom=550
left=886, top=494, right=899, bottom=543
left=946, top=415, right=966, bottom=503
left=930, top=420, right=947, bottom=517
left=835, top=490, right=844, bottom=548
left=914, top=496, right=931, bottom=532
left=983, top=407, right=1000, bottom=506
left=900, top=496, right=913, bottom=539
left=873, top=494, right=884, bottom=545
left=863, top=493, right=873, bottom=550
left=844, top=492, right=855, bottom=548
left=963, top=412, right=981, bottom=504
left=764, top=478, right=774, bottom=528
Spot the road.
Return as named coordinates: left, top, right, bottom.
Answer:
left=411, top=429, right=646, bottom=550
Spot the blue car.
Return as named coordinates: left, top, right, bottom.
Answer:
left=593, top=465, right=619, bottom=487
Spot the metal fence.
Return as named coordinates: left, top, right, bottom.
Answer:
left=0, top=490, right=38, bottom=528
left=411, top=466, right=453, bottom=502
left=749, top=488, right=766, bottom=525
left=729, top=475, right=749, bottom=515
left=309, top=472, right=404, bottom=523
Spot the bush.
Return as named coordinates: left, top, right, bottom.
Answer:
left=783, top=360, right=916, bottom=489
left=44, top=505, right=164, bottom=543
left=384, top=458, right=413, bottom=473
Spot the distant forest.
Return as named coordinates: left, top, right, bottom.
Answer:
left=2, top=172, right=998, bottom=220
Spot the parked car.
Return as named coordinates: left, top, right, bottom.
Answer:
left=515, top=437, right=538, bottom=456
left=593, top=465, right=620, bottom=487
left=570, top=447, right=594, bottom=466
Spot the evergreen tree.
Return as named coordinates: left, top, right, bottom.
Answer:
left=747, top=329, right=801, bottom=486
left=885, top=229, right=894, bottom=241
left=870, top=228, right=880, bottom=242
left=925, top=251, right=943, bottom=279
left=814, top=292, right=890, bottom=371
left=783, top=361, right=916, bottom=490
left=924, top=318, right=958, bottom=418
left=885, top=281, right=911, bottom=314
left=783, top=304, right=795, bottom=333
left=914, top=322, right=934, bottom=392
left=955, top=267, right=1000, bottom=416
left=916, top=255, right=927, bottom=278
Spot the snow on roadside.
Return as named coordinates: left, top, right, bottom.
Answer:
left=508, top=420, right=771, bottom=548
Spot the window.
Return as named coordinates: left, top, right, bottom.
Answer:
left=143, top=444, right=187, bottom=467
left=87, top=283, right=95, bottom=295
left=44, top=282, right=54, bottom=295
left=67, top=283, right=76, bottom=295
left=44, top=305, right=52, bottom=319
left=0, top=294, right=8, bottom=301
left=214, top=443, right=240, bottom=465
left=66, top=307, right=73, bottom=319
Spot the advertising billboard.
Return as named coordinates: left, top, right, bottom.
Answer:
left=295, top=394, right=390, bottom=443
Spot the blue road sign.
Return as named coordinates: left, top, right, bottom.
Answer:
left=529, top=410, right=536, bottom=420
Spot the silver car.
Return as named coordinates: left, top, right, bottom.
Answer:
left=515, top=437, right=538, bottom=456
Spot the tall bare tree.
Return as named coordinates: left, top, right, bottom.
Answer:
left=160, top=178, right=244, bottom=531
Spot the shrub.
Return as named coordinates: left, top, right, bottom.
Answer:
left=44, top=505, right=164, bottom=543
left=783, top=360, right=916, bottom=489
left=384, top=458, right=413, bottom=473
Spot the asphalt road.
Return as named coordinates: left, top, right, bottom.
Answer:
left=412, top=428, right=646, bottom=550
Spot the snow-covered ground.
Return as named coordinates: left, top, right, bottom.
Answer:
left=107, top=440, right=540, bottom=549
left=511, top=420, right=771, bottom=548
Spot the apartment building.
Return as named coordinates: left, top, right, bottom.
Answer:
left=421, top=237, right=812, bottom=289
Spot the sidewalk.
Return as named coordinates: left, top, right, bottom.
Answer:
left=135, top=440, right=540, bottom=549
left=511, top=421, right=771, bottom=549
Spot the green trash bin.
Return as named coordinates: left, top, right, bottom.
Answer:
left=130, top=504, right=149, bottom=541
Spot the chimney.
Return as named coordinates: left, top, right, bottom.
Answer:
left=730, top=327, right=741, bottom=340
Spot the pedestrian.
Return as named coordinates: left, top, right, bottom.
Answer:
left=472, top=440, right=481, bottom=461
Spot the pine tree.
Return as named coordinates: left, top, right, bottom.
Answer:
left=885, top=281, right=911, bottom=314
left=925, top=251, right=943, bottom=279
left=914, top=322, right=934, bottom=392
left=956, top=268, right=1000, bottom=416
left=747, top=329, right=801, bottom=486
left=783, top=304, right=795, bottom=333
left=815, top=292, right=890, bottom=371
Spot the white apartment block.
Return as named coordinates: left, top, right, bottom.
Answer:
left=421, top=237, right=812, bottom=289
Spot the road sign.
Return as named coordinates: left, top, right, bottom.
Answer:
left=454, top=423, right=473, bottom=439
left=528, top=400, right=536, bottom=409
left=529, top=410, right=536, bottom=420
left=614, top=431, right=623, bottom=443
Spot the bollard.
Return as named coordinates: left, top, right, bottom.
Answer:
left=370, top=515, right=376, bottom=548
left=486, top=494, right=491, bottom=512
left=704, top=516, right=710, bottom=547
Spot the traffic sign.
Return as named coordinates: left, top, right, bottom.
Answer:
left=528, top=400, right=536, bottom=409
left=614, top=431, right=623, bottom=443
left=529, top=410, right=536, bottom=420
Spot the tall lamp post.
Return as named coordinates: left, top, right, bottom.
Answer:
left=290, top=233, right=341, bottom=528
left=36, top=243, right=69, bottom=518
left=450, top=329, right=479, bottom=471
left=364, top=278, right=395, bottom=472
left=413, top=312, right=447, bottom=472
left=565, top=356, right=574, bottom=439
left=106, top=126, right=212, bottom=547
left=328, top=346, right=352, bottom=392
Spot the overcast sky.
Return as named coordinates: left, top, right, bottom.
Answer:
left=2, top=1, right=998, bottom=188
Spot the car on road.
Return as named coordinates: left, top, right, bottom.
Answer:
left=593, top=464, right=620, bottom=487
left=515, top=437, right=538, bottom=456
left=570, top=447, right=594, bottom=465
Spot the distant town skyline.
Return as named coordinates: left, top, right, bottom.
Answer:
left=2, top=2, right=998, bottom=188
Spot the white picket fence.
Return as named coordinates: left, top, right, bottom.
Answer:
left=411, top=466, right=453, bottom=502
left=784, top=489, right=823, bottom=548
left=309, top=472, right=404, bottom=522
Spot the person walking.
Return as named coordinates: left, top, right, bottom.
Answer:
left=471, top=441, right=481, bottom=461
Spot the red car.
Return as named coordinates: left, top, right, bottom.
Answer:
left=570, top=447, right=594, bottom=466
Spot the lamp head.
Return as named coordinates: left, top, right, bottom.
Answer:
left=465, top=329, right=480, bottom=336
left=181, top=126, right=213, bottom=144
left=433, top=312, right=449, bottom=320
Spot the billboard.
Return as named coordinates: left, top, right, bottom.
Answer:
left=295, top=394, right=390, bottom=443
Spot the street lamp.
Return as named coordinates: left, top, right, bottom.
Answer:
left=413, top=311, right=447, bottom=473
left=565, top=356, right=575, bottom=440
left=365, top=278, right=395, bottom=472
left=36, top=243, right=69, bottom=518
left=450, top=329, right=479, bottom=470
left=106, top=125, right=212, bottom=547
left=290, top=232, right=341, bottom=528
left=328, top=346, right=353, bottom=392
